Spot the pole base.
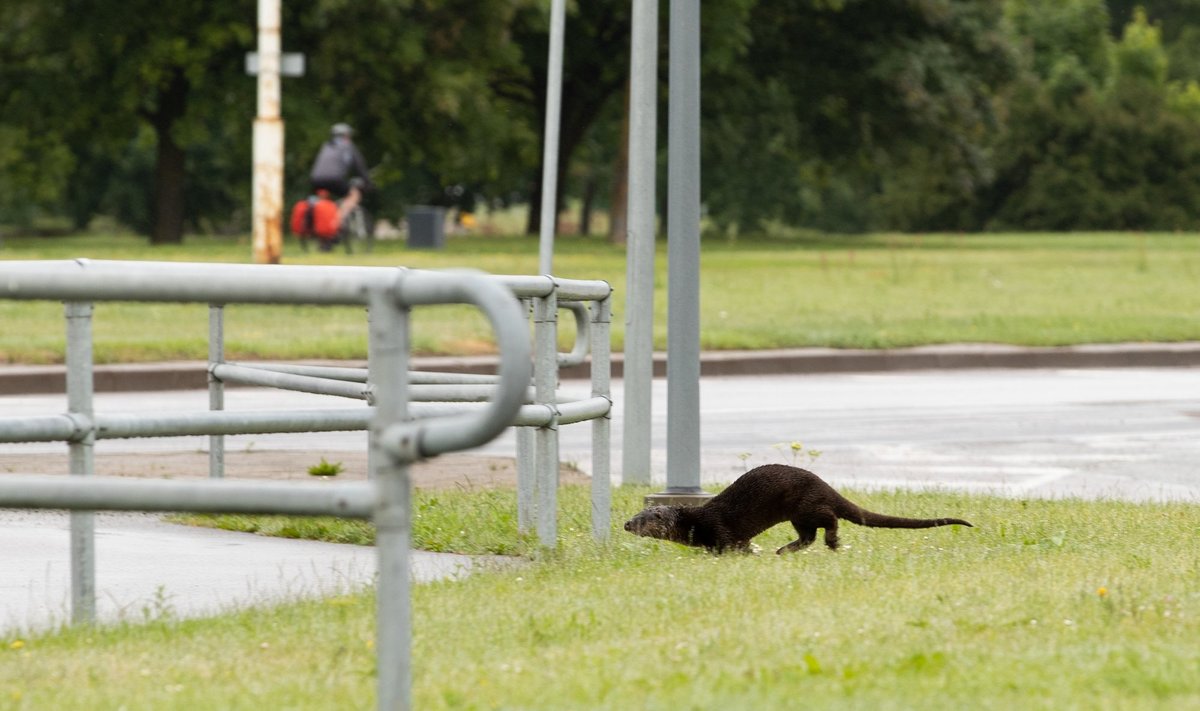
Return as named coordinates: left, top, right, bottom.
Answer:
left=643, top=490, right=714, bottom=508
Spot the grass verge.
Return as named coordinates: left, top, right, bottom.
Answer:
left=170, top=484, right=537, bottom=555
left=4, top=231, right=1200, bottom=363
left=7, top=484, right=1200, bottom=709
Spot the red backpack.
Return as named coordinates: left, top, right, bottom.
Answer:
left=289, top=194, right=340, bottom=239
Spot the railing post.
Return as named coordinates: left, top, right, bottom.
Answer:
left=208, top=304, right=225, bottom=478
left=369, top=284, right=413, bottom=711
left=366, top=303, right=378, bottom=480
left=65, top=301, right=96, bottom=624
left=533, top=287, right=560, bottom=547
left=590, top=295, right=613, bottom=540
left=516, top=298, right=535, bottom=533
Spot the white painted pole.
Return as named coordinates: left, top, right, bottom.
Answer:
left=665, top=0, right=703, bottom=495
left=537, top=0, right=567, bottom=275
left=252, top=0, right=284, bottom=264
left=622, top=0, right=659, bottom=485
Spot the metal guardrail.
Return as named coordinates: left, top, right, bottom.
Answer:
left=0, top=259, right=614, bottom=710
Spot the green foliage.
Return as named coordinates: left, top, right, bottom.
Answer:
left=1006, top=0, right=1113, bottom=88
left=9, top=1, right=1200, bottom=236
left=973, top=6, right=1200, bottom=232
left=170, top=513, right=374, bottom=546
left=306, top=458, right=344, bottom=478
left=1112, top=7, right=1169, bottom=86
left=703, top=0, right=1017, bottom=233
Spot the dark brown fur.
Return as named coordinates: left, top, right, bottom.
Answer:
left=623, top=464, right=973, bottom=554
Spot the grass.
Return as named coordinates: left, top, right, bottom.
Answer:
left=171, top=485, right=544, bottom=555
left=4, top=230, right=1200, bottom=363
left=10, top=484, right=1200, bottom=709
left=306, top=458, right=344, bottom=477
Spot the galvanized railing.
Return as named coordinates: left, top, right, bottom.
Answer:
left=0, top=259, right=613, bottom=710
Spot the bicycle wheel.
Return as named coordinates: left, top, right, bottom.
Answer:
left=342, top=206, right=371, bottom=254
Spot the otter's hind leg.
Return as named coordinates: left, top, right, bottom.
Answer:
left=776, top=524, right=817, bottom=555
left=816, top=508, right=841, bottom=550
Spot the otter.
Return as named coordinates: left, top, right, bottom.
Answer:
left=624, top=464, right=973, bottom=554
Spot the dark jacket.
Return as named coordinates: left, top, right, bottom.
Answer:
left=309, top=137, right=372, bottom=188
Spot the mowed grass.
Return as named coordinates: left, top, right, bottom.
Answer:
left=6, top=484, right=1200, bottom=710
left=3, top=230, right=1200, bottom=363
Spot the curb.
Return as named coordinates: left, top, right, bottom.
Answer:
left=4, top=343, right=1200, bottom=396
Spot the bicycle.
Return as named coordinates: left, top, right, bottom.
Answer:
left=293, top=196, right=373, bottom=254
left=339, top=202, right=374, bottom=254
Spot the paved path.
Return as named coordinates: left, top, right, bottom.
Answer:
left=0, top=510, right=497, bottom=635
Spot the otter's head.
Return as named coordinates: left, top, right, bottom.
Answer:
left=623, top=505, right=685, bottom=543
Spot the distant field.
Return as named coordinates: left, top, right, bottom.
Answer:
left=6, top=485, right=1200, bottom=709
left=2, top=230, right=1199, bottom=363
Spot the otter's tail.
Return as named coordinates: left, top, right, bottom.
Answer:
left=854, top=509, right=973, bottom=529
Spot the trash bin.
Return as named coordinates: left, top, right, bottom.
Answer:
left=405, top=206, right=446, bottom=249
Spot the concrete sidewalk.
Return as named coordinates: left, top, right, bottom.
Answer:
left=5, top=341, right=1200, bottom=395
left=0, top=510, right=505, bottom=635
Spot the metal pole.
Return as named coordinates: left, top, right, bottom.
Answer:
left=65, top=301, right=96, bottom=624
left=366, top=304, right=377, bottom=480
left=590, top=297, right=613, bottom=540
left=252, top=0, right=284, bottom=264
left=369, top=286, right=412, bottom=711
left=534, top=290, right=560, bottom=546
left=516, top=426, right=536, bottom=533
left=622, top=0, right=659, bottom=485
left=208, top=305, right=225, bottom=478
left=537, top=0, right=567, bottom=275
left=665, top=0, right=704, bottom=497
left=516, top=298, right=535, bottom=533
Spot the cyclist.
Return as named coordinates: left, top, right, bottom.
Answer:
left=309, top=122, right=373, bottom=222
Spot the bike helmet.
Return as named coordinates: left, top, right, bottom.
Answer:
left=331, top=122, right=354, bottom=137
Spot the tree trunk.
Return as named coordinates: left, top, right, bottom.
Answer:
left=149, top=70, right=189, bottom=245
left=524, top=183, right=541, bottom=235
left=608, top=79, right=631, bottom=244
left=579, top=174, right=596, bottom=235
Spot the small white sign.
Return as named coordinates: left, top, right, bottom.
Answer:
left=245, top=52, right=306, bottom=77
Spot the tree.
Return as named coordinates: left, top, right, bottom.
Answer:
left=1, top=1, right=253, bottom=243
left=2, top=0, right=534, bottom=241
left=701, top=0, right=1017, bottom=233
left=491, top=3, right=633, bottom=235
left=980, top=5, right=1200, bottom=230
left=280, top=0, right=539, bottom=225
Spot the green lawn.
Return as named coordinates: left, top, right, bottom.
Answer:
left=3, top=230, right=1200, bottom=363
left=5, top=484, right=1200, bottom=709
left=6, top=230, right=1200, bottom=708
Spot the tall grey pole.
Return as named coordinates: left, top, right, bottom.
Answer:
left=65, top=301, right=96, bottom=623
left=663, top=0, right=706, bottom=498
left=622, top=0, right=659, bottom=485
left=590, top=296, right=613, bottom=539
left=537, top=0, right=567, bottom=275
left=208, top=305, right=225, bottom=478
left=534, top=291, right=560, bottom=546
left=369, top=287, right=413, bottom=711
